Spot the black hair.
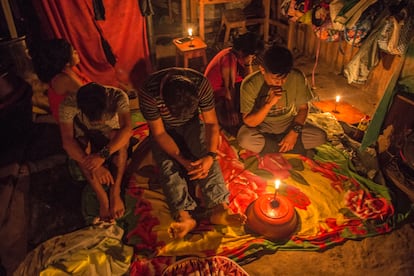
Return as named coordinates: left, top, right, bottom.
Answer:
left=233, top=31, right=264, bottom=57
left=259, top=45, right=293, bottom=75
left=30, top=39, right=72, bottom=83
left=76, top=82, right=107, bottom=121
left=161, top=74, right=199, bottom=119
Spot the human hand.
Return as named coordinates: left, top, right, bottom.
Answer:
left=83, top=153, right=105, bottom=171
left=266, top=87, right=284, bottom=106
left=187, top=156, right=213, bottom=180
left=278, top=131, right=299, bottom=152
left=91, top=166, right=114, bottom=185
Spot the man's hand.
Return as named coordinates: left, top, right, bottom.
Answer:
left=91, top=166, right=114, bottom=185
left=266, top=87, right=283, bottom=106
left=187, top=156, right=214, bottom=180
left=278, top=131, right=299, bottom=152
left=83, top=153, right=106, bottom=171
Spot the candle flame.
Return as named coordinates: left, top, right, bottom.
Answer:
left=188, top=28, right=193, bottom=37
left=336, top=95, right=340, bottom=102
left=275, top=179, right=280, bottom=190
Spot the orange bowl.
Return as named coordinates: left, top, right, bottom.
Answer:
left=245, top=194, right=298, bottom=241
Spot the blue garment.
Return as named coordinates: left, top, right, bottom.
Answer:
left=151, top=116, right=229, bottom=217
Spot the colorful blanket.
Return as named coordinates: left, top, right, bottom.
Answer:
left=122, top=113, right=409, bottom=275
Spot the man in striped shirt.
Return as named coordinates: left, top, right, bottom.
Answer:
left=139, top=68, right=246, bottom=239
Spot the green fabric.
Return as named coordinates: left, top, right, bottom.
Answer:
left=131, top=110, right=146, bottom=126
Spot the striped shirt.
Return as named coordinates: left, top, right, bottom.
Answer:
left=139, top=67, right=215, bottom=128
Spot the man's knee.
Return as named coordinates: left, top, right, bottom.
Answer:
left=303, top=127, right=327, bottom=149
left=237, top=126, right=252, bottom=149
left=237, top=126, right=264, bottom=153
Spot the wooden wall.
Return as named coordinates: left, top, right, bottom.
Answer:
left=286, top=21, right=405, bottom=99
left=286, top=22, right=360, bottom=73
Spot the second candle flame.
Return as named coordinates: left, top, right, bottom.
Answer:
left=336, top=95, right=340, bottom=102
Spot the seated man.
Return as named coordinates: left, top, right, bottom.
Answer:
left=59, top=82, right=132, bottom=222
left=139, top=68, right=246, bottom=239
left=237, top=45, right=327, bottom=154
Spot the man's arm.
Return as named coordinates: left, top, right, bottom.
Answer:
left=60, top=121, right=87, bottom=163
left=292, top=103, right=308, bottom=126
left=185, top=108, right=220, bottom=180
left=278, top=103, right=309, bottom=152
left=147, top=117, right=192, bottom=168
left=200, top=108, right=220, bottom=154
left=242, top=90, right=282, bottom=127
left=81, top=110, right=132, bottom=172
left=105, top=110, right=132, bottom=156
left=221, top=58, right=235, bottom=102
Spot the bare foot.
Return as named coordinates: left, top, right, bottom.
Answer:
left=98, top=197, right=112, bottom=222
left=209, top=203, right=247, bottom=227
left=168, top=211, right=197, bottom=239
left=110, top=195, right=125, bottom=219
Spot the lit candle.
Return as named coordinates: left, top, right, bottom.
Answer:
left=336, top=95, right=340, bottom=103
left=270, top=179, right=281, bottom=208
left=333, top=95, right=340, bottom=113
left=188, top=28, right=193, bottom=37
left=274, top=179, right=280, bottom=200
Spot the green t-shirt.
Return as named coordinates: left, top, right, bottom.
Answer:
left=240, top=68, right=313, bottom=123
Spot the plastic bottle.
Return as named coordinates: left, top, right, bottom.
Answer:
left=357, top=115, right=370, bottom=132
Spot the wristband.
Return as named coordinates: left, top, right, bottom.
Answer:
left=206, top=151, right=217, bottom=160
left=291, top=124, right=303, bottom=133
left=99, top=146, right=110, bottom=159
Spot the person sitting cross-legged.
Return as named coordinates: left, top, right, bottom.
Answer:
left=237, top=45, right=327, bottom=155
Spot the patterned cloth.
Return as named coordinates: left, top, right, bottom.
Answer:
left=123, top=113, right=408, bottom=274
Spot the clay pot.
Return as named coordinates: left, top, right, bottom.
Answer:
left=245, top=194, right=298, bottom=241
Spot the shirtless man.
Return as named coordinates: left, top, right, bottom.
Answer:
left=139, top=68, right=246, bottom=238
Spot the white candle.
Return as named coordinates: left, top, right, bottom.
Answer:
left=271, top=179, right=281, bottom=207
left=275, top=179, right=281, bottom=190
left=188, top=28, right=193, bottom=37
left=336, top=95, right=340, bottom=103
left=274, top=179, right=280, bottom=199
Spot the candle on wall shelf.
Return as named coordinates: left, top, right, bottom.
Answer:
left=332, top=95, right=340, bottom=113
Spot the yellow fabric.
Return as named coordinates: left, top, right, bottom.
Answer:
left=15, top=224, right=133, bottom=276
